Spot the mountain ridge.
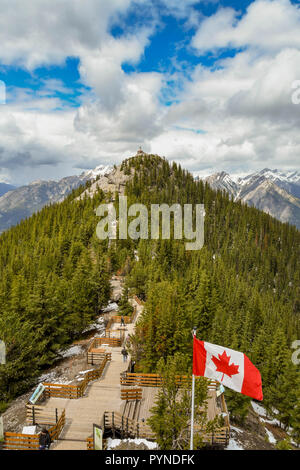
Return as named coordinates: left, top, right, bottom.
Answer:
left=202, top=168, right=300, bottom=229
left=0, top=165, right=112, bottom=233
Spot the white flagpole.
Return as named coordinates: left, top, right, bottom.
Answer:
left=190, top=326, right=197, bottom=451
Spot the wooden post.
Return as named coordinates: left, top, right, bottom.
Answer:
left=112, top=412, right=115, bottom=438
left=32, top=406, right=35, bottom=425
left=55, top=408, right=58, bottom=424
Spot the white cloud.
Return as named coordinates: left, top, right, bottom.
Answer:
left=192, top=0, right=300, bottom=54
left=0, top=0, right=135, bottom=69
left=1, top=0, right=300, bottom=185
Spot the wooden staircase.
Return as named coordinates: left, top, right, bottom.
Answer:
left=103, top=411, right=154, bottom=440
left=123, top=399, right=141, bottom=422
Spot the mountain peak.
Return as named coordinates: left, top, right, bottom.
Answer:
left=203, top=168, right=300, bottom=229
left=82, top=164, right=113, bottom=180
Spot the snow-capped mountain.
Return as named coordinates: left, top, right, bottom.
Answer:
left=204, top=171, right=239, bottom=198
left=0, top=165, right=112, bottom=234
left=238, top=169, right=300, bottom=199
left=83, top=164, right=113, bottom=181
left=203, top=169, right=300, bottom=229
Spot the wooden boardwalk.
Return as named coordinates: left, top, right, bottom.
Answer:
left=47, top=300, right=143, bottom=450
left=38, top=295, right=228, bottom=450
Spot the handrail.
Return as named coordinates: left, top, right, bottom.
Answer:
left=43, top=354, right=111, bottom=399
left=2, top=409, right=66, bottom=450
left=120, top=372, right=218, bottom=389
left=103, top=411, right=154, bottom=440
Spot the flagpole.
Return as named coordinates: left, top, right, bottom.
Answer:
left=190, top=326, right=197, bottom=451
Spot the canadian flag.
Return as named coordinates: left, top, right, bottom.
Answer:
left=193, top=337, right=263, bottom=401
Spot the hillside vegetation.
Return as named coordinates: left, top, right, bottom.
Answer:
left=0, top=154, right=299, bottom=445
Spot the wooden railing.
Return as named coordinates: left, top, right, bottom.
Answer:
left=105, top=314, right=133, bottom=338
left=133, top=295, right=144, bottom=306
left=88, top=338, right=121, bottom=363
left=43, top=382, right=80, bottom=399
left=103, top=329, right=124, bottom=340
left=120, top=372, right=218, bottom=389
left=1, top=432, right=40, bottom=450
left=43, top=354, right=111, bottom=399
left=26, top=405, right=61, bottom=426
left=220, top=393, right=230, bottom=428
left=49, top=409, right=66, bottom=441
left=196, top=425, right=230, bottom=446
left=86, top=437, right=94, bottom=450
left=2, top=409, right=66, bottom=450
left=121, top=388, right=142, bottom=401
left=103, top=411, right=154, bottom=440
left=86, top=436, right=108, bottom=450
left=112, top=315, right=132, bottom=324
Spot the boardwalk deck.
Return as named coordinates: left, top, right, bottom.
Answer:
left=27, top=294, right=229, bottom=450
left=45, top=299, right=143, bottom=450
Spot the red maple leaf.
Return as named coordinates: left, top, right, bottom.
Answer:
left=211, top=350, right=239, bottom=382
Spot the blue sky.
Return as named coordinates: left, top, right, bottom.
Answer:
left=0, top=1, right=256, bottom=106
left=0, top=0, right=300, bottom=185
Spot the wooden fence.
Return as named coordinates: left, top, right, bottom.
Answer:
left=26, top=405, right=61, bottom=426
left=1, top=432, right=40, bottom=450
left=133, top=295, right=144, bottom=306
left=86, top=437, right=94, bottom=450
left=103, top=411, right=229, bottom=447
left=2, top=409, right=66, bottom=450
left=112, top=315, right=132, bottom=324
left=103, top=411, right=154, bottom=440
left=43, top=354, right=111, bottom=399
left=121, top=388, right=142, bottom=401
left=105, top=314, right=133, bottom=338
left=103, top=329, right=125, bottom=340
left=204, top=427, right=230, bottom=446
left=120, top=372, right=218, bottom=389
left=87, top=339, right=120, bottom=365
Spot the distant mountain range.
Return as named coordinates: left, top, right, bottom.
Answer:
left=0, top=165, right=112, bottom=233
left=0, top=182, right=16, bottom=198
left=202, top=168, right=300, bottom=229
left=0, top=164, right=299, bottom=234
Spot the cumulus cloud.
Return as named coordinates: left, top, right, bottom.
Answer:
left=0, top=0, right=135, bottom=69
left=1, top=0, right=300, bottom=184
left=155, top=0, right=300, bottom=175
left=192, top=0, right=300, bottom=54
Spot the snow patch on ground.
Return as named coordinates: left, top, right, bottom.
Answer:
left=226, top=437, right=244, bottom=450
left=102, top=302, right=119, bottom=313
left=251, top=401, right=281, bottom=427
left=78, top=369, right=94, bottom=374
left=106, top=438, right=158, bottom=450
left=251, top=401, right=267, bottom=417
left=82, top=317, right=105, bottom=334
left=59, top=345, right=84, bottom=358
left=38, top=370, right=72, bottom=385
left=265, top=428, right=277, bottom=444
left=262, top=417, right=281, bottom=426
left=231, top=425, right=244, bottom=434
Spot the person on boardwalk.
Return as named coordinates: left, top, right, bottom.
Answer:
left=121, top=347, right=128, bottom=362
left=120, top=316, right=125, bottom=327
left=39, top=428, right=51, bottom=450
